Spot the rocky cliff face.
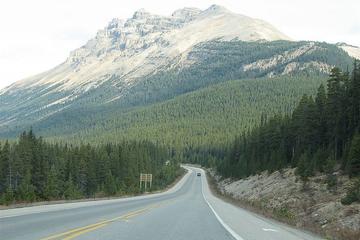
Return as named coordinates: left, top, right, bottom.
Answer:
left=3, top=5, right=289, bottom=94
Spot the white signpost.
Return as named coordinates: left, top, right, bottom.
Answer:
left=139, top=173, right=153, bottom=191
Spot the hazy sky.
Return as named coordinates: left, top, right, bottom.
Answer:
left=0, top=0, right=359, bottom=89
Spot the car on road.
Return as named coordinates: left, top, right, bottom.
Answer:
left=197, top=172, right=201, bottom=176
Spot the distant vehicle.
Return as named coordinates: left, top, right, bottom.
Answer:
left=197, top=172, right=201, bottom=176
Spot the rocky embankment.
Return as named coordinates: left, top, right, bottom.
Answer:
left=210, top=169, right=360, bottom=240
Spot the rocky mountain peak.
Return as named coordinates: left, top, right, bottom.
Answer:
left=107, top=18, right=125, bottom=30
left=133, top=8, right=151, bottom=19
left=5, top=5, right=292, bottom=100
left=171, top=7, right=201, bottom=20
left=205, top=4, right=229, bottom=13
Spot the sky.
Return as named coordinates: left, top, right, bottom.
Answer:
left=0, top=0, right=359, bottom=90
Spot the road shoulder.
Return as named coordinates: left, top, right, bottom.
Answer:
left=186, top=166, right=324, bottom=240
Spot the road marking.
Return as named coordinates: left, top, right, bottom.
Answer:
left=122, top=209, right=148, bottom=220
left=40, top=221, right=110, bottom=240
left=63, top=223, right=108, bottom=240
left=40, top=201, right=168, bottom=240
left=262, top=228, right=278, bottom=232
left=197, top=168, right=245, bottom=240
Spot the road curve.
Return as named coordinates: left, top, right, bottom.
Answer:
left=0, top=166, right=323, bottom=240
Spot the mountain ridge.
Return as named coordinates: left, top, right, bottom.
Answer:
left=1, top=5, right=289, bottom=94
left=0, top=5, right=357, bottom=139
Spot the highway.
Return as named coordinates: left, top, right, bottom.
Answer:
left=0, top=166, right=323, bottom=240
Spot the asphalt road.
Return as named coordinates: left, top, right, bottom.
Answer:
left=0, top=166, right=323, bottom=240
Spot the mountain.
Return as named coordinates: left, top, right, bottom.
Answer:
left=0, top=5, right=356, bottom=139
left=337, top=42, right=360, bottom=59
left=2, top=5, right=289, bottom=91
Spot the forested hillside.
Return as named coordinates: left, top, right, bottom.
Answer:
left=218, top=61, right=360, bottom=203
left=0, top=40, right=353, bottom=140
left=127, top=40, right=351, bottom=107
left=42, top=75, right=326, bottom=149
left=0, top=131, right=181, bottom=205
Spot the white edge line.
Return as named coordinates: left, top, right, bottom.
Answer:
left=203, top=197, right=245, bottom=240
left=197, top=168, right=245, bottom=240
left=263, top=228, right=278, bottom=232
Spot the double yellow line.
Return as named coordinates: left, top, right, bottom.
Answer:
left=41, top=201, right=167, bottom=240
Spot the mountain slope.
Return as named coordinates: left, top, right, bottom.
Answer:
left=0, top=5, right=356, bottom=139
left=337, top=43, right=360, bottom=59
left=29, top=75, right=326, bottom=149
left=0, top=39, right=353, bottom=137
left=0, top=5, right=289, bottom=120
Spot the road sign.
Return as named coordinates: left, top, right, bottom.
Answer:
left=140, top=173, right=153, bottom=191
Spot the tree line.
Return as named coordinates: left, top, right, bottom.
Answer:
left=219, top=61, right=360, bottom=183
left=0, top=130, right=181, bottom=205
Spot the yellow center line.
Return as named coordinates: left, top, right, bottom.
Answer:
left=109, top=207, right=152, bottom=222
left=62, top=223, right=108, bottom=240
left=122, top=210, right=147, bottom=220
left=40, top=200, right=175, bottom=240
left=40, top=221, right=110, bottom=240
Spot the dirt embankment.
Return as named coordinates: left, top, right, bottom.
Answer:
left=208, top=168, right=360, bottom=240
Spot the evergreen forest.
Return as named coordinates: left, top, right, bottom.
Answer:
left=0, top=131, right=182, bottom=204
left=218, top=61, right=360, bottom=183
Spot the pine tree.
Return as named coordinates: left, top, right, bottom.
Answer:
left=29, top=134, right=48, bottom=198
left=1, top=141, right=12, bottom=192
left=348, top=134, right=360, bottom=177
left=104, top=171, right=117, bottom=196
left=17, top=170, right=36, bottom=202
left=96, top=149, right=110, bottom=187
left=44, top=166, right=60, bottom=200
left=315, top=84, right=327, bottom=147
left=296, top=151, right=313, bottom=183
left=64, top=175, right=81, bottom=200
left=0, top=143, right=4, bottom=193
left=349, top=60, right=360, bottom=131
left=326, top=67, right=343, bottom=160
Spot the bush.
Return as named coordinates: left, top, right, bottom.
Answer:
left=273, top=206, right=294, bottom=220
left=326, top=174, right=337, bottom=191
left=0, top=187, right=14, bottom=205
left=341, top=178, right=360, bottom=205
